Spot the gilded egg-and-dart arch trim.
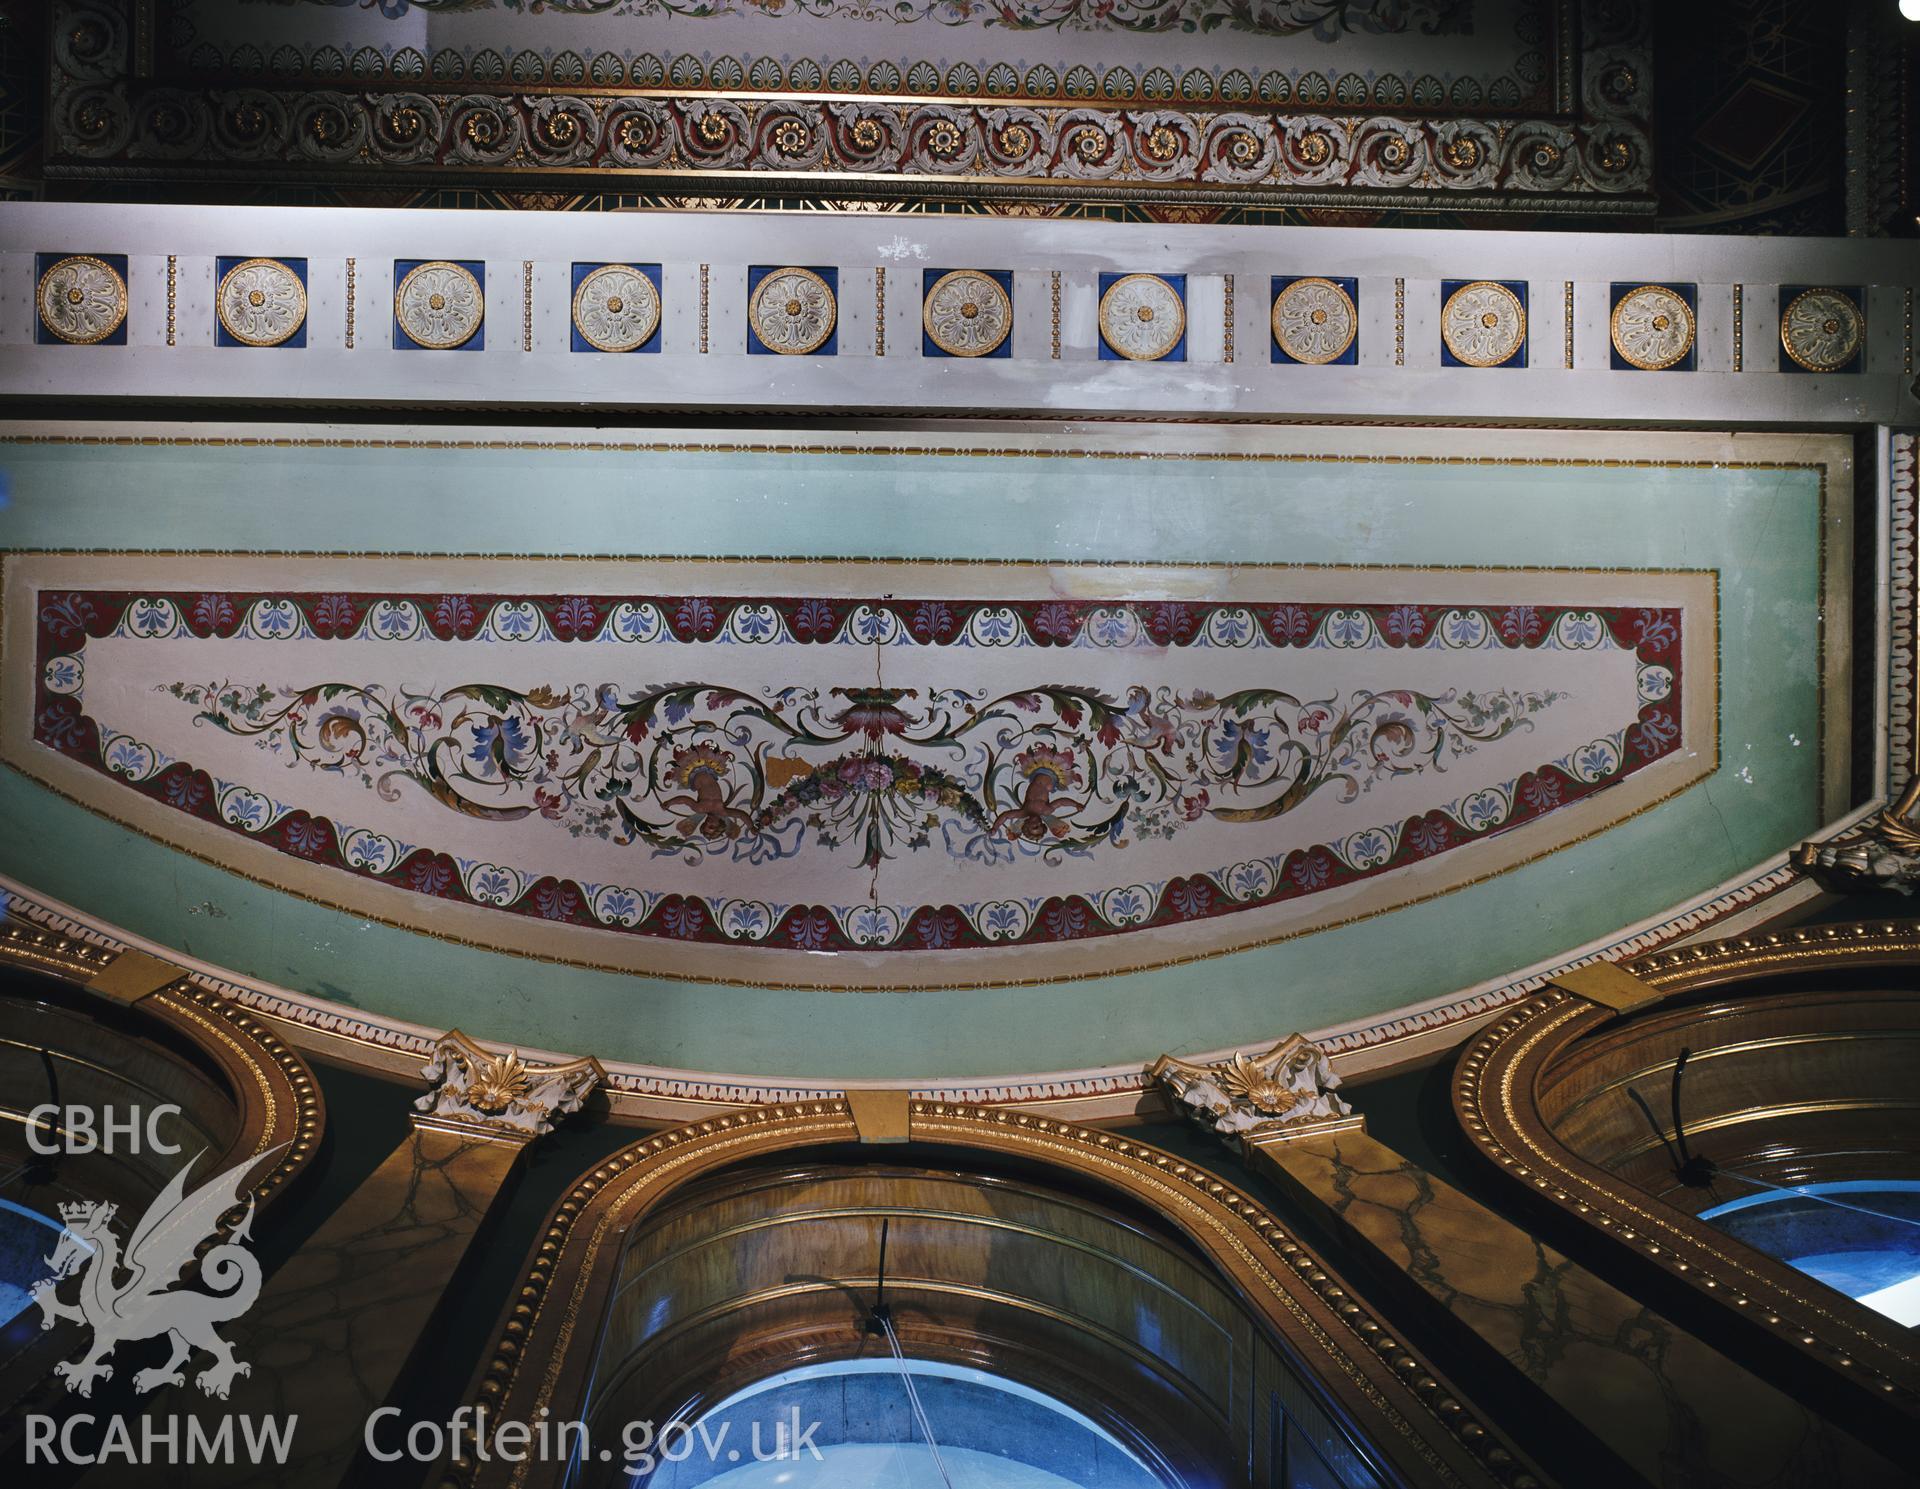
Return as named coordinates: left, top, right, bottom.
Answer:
left=453, top=1101, right=1537, bottom=1489
left=0, top=918, right=324, bottom=1200
left=1454, top=921, right=1920, bottom=1413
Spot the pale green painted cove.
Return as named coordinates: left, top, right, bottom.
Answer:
left=0, top=437, right=1823, bottom=1078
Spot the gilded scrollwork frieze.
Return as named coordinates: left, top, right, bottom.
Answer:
left=43, top=0, right=1652, bottom=212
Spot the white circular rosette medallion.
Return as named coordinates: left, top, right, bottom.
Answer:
left=217, top=257, right=308, bottom=347
left=37, top=254, right=128, bottom=345
left=922, top=269, right=1012, bottom=357
left=1270, top=276, right=1358, bottom=364
left=395, top=261, right=484, bottom=349
left=1779, top=287, right=1864, bottom=373
left=1441, top=280, right=1527, bottom=367
left=1098, top=273, right=1185, bottom=361
left=571, top=263, right=661, bottom=353
left=748, top=267, right=836, bottom=355
left=1608, top=284, right=1694, bottom=371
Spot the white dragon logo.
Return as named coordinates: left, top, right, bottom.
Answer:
left=29, top=1144, right=285, bottom=1399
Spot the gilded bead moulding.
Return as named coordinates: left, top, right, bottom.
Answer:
left=35, top=252, right=128, bottom=346
left=0, top=426, right=1848, bottom=1084
left=392, top=259, right=486, bottom=351
left=215, top=256, right=308, bottom=349
left=1779, top=285, right=1866, bottom=375
left=570, top=262, right=663, bottom=354
left=1608, top=281, right=1695, bottom=372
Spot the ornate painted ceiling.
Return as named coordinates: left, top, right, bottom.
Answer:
left=0, top=424, right=1852, bottom=1095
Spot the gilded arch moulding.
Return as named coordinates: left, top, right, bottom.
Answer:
left=0, top=915, right=325, bottom=1204
left=447, top=1099, right=1539, bottom=1489
left=1454, top=921, right=1920, bottom=1425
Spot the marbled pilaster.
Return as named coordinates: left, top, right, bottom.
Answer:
left=1254, top=1126, right=1905, bottom=1488
left=92, top=1034, right=601, bottom=1489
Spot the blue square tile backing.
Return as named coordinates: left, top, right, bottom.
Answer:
left=920, top=268, right=1015, bottom=359
left=747, top=265, right=838, bottom=356
left=215, top=257, right=309, bottom=349
left=1098, top=272, right=1187, bottom=362
left=35, top=252, right=129, bottom=346
left=1606, top=282, right=1697, bottom=372
left=1269, top=275, right=1360, bottom=365
left=393, top=259, right=486, bottom=351
left=569, top=263, right=664, bottom=354
left=1439, top=278, right=1528, bottom=369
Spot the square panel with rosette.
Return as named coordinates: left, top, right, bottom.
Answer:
left=392, top=260, right=486, bottom=352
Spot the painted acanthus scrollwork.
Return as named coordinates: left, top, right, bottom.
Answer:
left=922, top=270, right=1011, bottom=358
left=216, top=258, right=308, bottom=347
left=395, top=261, right=484, bottom=349
left=1780, top=288, right=1864, bottom=373
left=1609, top=284, right=1693, bottom=371
left=571, top=264, right=660, bottom=352
left=1441, top=281, right=1527, bottom=367
left=36, top=255, right=127, bottom=345
left=1150, top=1033, right=1355, bottom=1143
left=1793, top=782, right=1920, bottom=895
left=414, top=1028, right=603, bottom=1140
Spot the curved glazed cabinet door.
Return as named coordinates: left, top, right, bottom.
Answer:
left=443, top=1103, right=1541, bottom=1489
left=0, top=920, right=323, bottom=1447
left=1455, top=921, right=1920, bottom=1459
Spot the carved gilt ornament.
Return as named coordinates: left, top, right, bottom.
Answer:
left=37, top=254, right=127, bottom=345
left=922, top=269, right=1012, bottom=358
left=749, top=267, right=836, bottom=355
left=1150, top=1033, right=1357, bottom=1145
left=395, top=260, right=484, bottom=350
left=571, top=263, right=661, bottom=353
left=414, top=1028, right=603, bottom=1141
left=1441, top=280, right=1527, bottom=367
left=1780, top=287, right=1864, bottom=373
left=1793, top=780, right=1920, bottom=895
left=1609, top=284, right=1694, bottom=371
left=1270, top=276, right=1358, bottom=364
left=216, top=257, right=307, bottom=348
left=1098, top=273, right=1185, bottom=361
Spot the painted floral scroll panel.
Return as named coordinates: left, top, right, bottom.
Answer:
left=6, top=556, right=1716, bottom=989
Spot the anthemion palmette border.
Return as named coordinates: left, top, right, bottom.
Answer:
left=46, top=0, right=1651, bottom=213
